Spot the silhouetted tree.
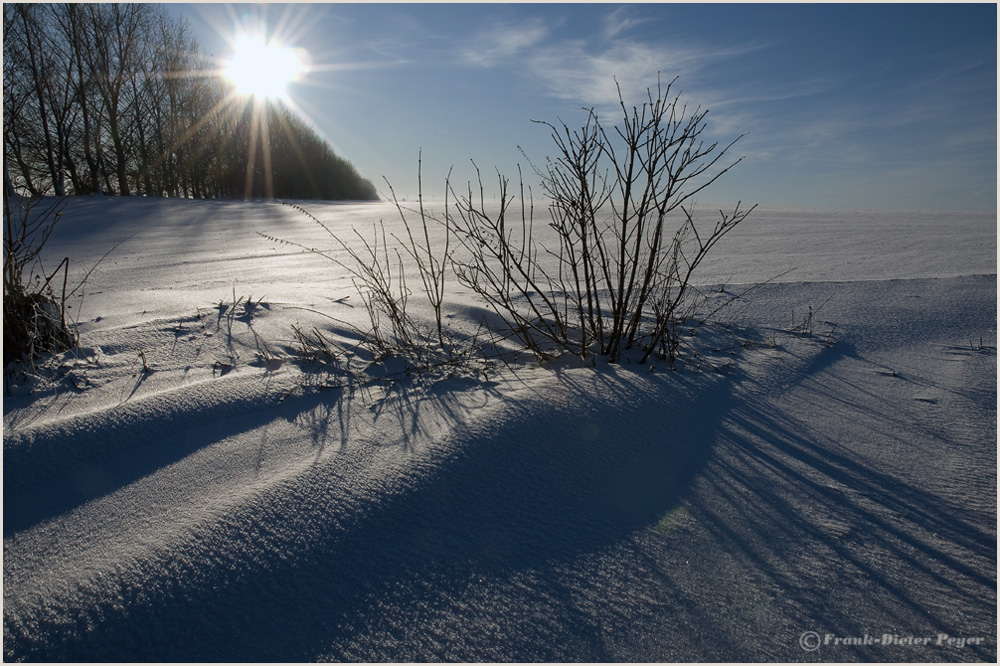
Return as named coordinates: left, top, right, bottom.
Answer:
left=3, top=3, right=377, bottom=202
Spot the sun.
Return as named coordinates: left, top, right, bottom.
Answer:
left=224, top=35, right=306, bottom=100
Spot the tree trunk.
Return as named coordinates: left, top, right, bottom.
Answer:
left=18, top=6, right=64, bottom=196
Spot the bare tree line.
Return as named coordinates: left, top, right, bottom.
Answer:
left=3, top=3, right=377, bottom=201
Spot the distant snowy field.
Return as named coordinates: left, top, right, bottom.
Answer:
left=3, top=197, right=996, bottom=661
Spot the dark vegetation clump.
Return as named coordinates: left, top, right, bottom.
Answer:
left=3, top=196, right=74, bottom=370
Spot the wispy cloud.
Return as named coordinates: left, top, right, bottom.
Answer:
left=462, top=19, right=549, bottom=67
left=462, top=17, right=760, bottom=109
left=527, top=40, right=699, bottom=106
left=602, top=6, right=650, bottom=40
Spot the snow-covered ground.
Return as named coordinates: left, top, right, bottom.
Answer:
left=3, top=197, right=996, bottom=661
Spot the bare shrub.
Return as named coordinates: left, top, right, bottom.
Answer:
left=271, top=76, right=754, bottom=378
left=263, top=178, right=497, bottom=384
left=262, top=196, right=446, bottom=364
left=449, top=77, right=755, bottom=363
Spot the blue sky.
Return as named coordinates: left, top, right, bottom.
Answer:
left=175, top=3, right=997, bottom=211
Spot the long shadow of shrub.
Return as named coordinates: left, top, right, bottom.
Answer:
left=384, top=367, right=726, bottom=568
left=5, top=361, right=734, bottom=662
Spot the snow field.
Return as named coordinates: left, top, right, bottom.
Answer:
left=3, top=197, right=996, bottom=660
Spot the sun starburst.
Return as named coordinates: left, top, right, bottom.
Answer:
left=224, top=34, right=307, bottom=101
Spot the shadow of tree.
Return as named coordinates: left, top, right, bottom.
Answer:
left=680, top=351, right=996, bottom=661
left=552, top=336, right=996, bottom=662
